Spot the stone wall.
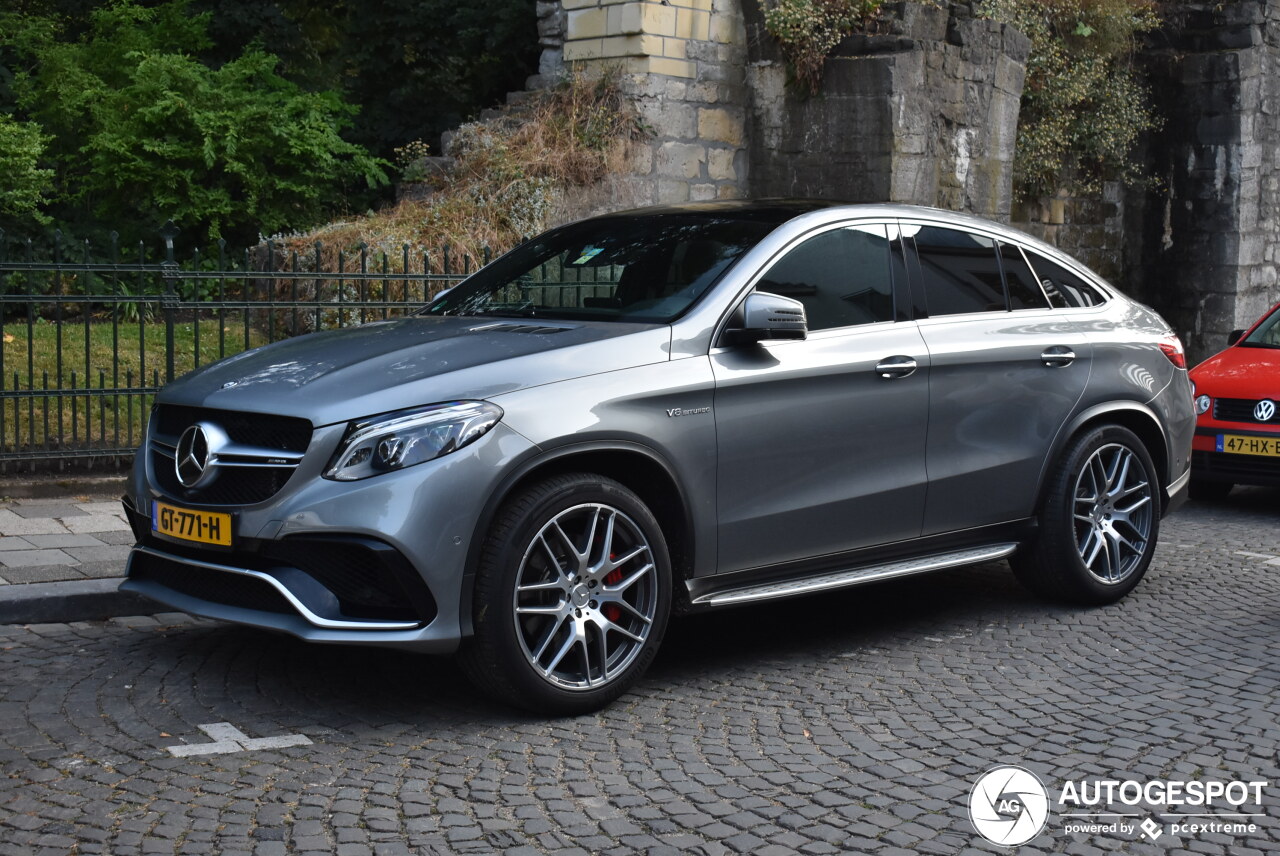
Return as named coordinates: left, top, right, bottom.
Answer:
left=554, top=0, right=750, bottom=216
left=1011, top=184, right=1126, bottom=284
left=743, top=2, right=1028, bottom=220
left=1126, top=1, right=1280, bottom=361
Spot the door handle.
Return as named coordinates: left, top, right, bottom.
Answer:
left=1040, top=347, right=1076, bottom=367
left=875, top=356, right=918, bottom=379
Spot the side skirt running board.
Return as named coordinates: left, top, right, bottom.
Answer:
left=689, top=543, right=1018, bottom=607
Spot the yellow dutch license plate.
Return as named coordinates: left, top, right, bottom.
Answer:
left=152, top=501, right=233, bottom=547
left=1216, top=434, right=1280, bottom=457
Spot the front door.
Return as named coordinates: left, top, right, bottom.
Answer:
left=712, top=222, right=931, bottom=573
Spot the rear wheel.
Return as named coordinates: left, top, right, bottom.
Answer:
left=458, top=473, right=671, bottom=714
left=1014, top=425, right=1159, bottom=604
left=1189, top=477, right=1232, bottom=502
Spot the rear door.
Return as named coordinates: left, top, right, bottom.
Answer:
left=712, top=222, right=930, bottom=572
left=902, top=222, right=1092, bottom=534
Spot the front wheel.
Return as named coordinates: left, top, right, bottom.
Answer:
left=458, top=473, right=672, bottom=714
left=1013, top=425, right=1160, bottom=604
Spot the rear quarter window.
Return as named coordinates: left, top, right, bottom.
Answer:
left=1023, top=250, right=1108, bottom=309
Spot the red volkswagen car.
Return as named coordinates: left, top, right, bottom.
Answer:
left=1188, top=300, right=1280, bottom=499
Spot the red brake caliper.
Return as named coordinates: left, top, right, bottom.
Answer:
left=603, top=559, right=623, bottom=622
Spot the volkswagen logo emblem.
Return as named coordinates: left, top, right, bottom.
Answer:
left=1255, top=399, right=1276, bottom=423
left=175, top=423, right=222, bottom=488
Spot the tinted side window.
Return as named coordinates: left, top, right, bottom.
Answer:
left=1024, top=251, right=1107, bottom=308
left=1000, top=242, right=1050, bottom=310
left=757, top=224, right=896, bottom=330
left=913, top=226, right=1004, bottom=316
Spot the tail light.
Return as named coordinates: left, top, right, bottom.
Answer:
left=1159, top=335, right=1187, bottom=369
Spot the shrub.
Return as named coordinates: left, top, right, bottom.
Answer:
left=978, top=0, right=1161, bottom=198
left=763, top=0, right=886, bottom=94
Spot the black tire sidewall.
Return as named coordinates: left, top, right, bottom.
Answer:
left=1037, top=425, right=1161, bottom=604
left=469, top=474, right=672, bottom=714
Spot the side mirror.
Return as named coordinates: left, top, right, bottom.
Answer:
left=1228, top=329, right=1245, bottom=346
left=724, top=292, right=807, bottom=345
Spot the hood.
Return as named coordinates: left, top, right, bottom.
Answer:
left=160, top=315, right=671, bottom=426
left=1190, top=345, right=1280, bottom=399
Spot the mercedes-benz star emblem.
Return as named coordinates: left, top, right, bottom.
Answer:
left=176, top=424, right=212, bottom=487
left=1254, top=399, right=1276, bottom=422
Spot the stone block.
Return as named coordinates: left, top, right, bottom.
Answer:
left=709, top=12, right=743, bottom=45
left=568, top=8, right=608, bottom=40
left=657, top=178, right=689, bottom=203
left=823, top=56, right=893, bottom=98
left=600, top=34, right=661, bottom=58
left=707, top=148, right=737, bottom=181
left=657, top=142, right=706, bottom=179
left=697, top=107, right=743, bottom=145
left=638, top=100, right=696, bottom=138
left=675, top=8, right=709, bottom=41
left=690, top=183, right=717, bottom=200
left=647, top=56, right=695, bottom=78
left=663, top=38, right=687, bottom=60
left=564, top=39, right=604, bottom=61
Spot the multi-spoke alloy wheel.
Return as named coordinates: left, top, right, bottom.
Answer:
left=459, top=473, right=671, bottom=714
left=1071, top=443, right=1154, bottom=585
left=514, top=503, right=659, bottom=690
left=1012, top=425, right=1160, bottom=604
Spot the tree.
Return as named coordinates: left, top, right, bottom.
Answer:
left=2, top=0, right=388, bottom=248
left=0, top=115, right=53, bottom=228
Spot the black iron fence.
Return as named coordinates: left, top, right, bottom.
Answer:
left=0, top=223, right=481, bottom=471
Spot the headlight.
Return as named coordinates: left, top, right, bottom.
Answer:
left=1195, top=394, right=1211, bottom=415
left=324, top=401, right=503, bottom=481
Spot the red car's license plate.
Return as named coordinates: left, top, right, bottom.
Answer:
left=1216, top=434, right=1280, bottom=457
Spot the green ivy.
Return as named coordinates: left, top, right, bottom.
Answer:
left=763, top=0, right=886, bottom=94
left=978, top=0, right=1161, bottom=198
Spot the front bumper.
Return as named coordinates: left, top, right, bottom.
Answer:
left=121, top=421, right=537, bottom=652
left=1191, top=427, right=1280, bottom=486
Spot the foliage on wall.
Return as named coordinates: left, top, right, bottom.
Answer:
left=978, top=0, right=1161, bottom=198
left=762, top=0, right=886, bottom=94
left=274, top=70, right=648, bottom=270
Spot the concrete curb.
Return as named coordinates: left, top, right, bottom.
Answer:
left=1, top=475, right=129, bottom=499
left=0, top=578, right=161, bottom=625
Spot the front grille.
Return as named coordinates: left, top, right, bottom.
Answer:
left=1192, top=450, right=1280, bottom=485
left=155, top=405, right=312, bottom=452
left=149, top=404, right=312, bottom=506
left=1213, top=398, right=1280, bottom=424
left=151, top=455, right=298, bottom=505
left=130, top=550, right=295, bottom=615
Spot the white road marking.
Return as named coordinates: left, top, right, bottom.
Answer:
left=166, top=722, right=313, bottom=757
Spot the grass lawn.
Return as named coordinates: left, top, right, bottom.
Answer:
left=1, top=316, right=268, bottom=453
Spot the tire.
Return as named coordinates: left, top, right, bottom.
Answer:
left=1013, top=425, right=1159, bottom=605
left=458, top=473, right=672, bottom=715
left=1189, top=477, right=1232, bottom=502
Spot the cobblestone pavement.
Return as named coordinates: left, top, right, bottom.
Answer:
left=0, top=495, right=132, bottom=585
left=2, top=494, right=1279, bottom=855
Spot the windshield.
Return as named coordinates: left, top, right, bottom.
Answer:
left=422, top=214, right=778, bottom=323
left=1241, top=304, right=1280, bottom=349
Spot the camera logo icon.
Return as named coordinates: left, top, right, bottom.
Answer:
left=968, top=765, right=1050, bottom=846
